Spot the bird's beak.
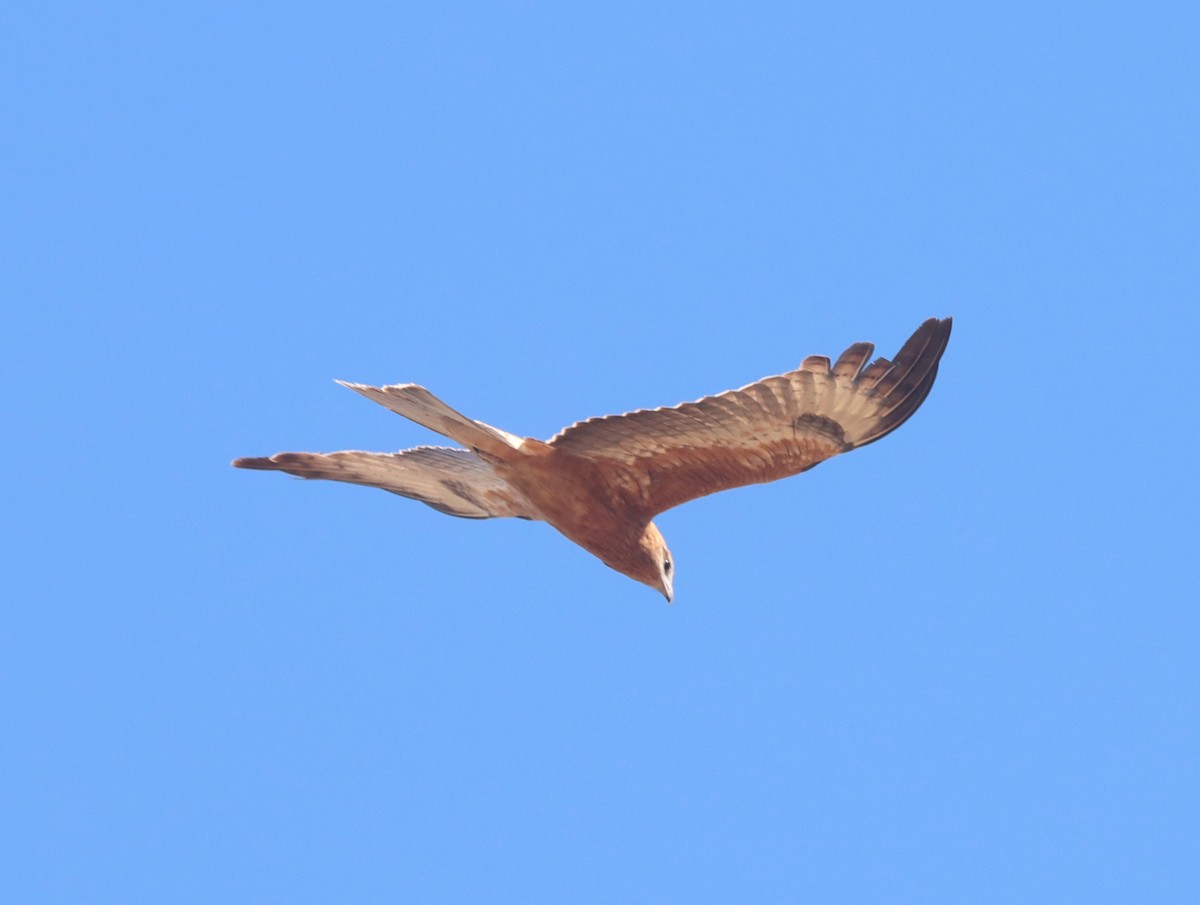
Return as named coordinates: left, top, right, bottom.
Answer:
left=662, top=583, right=674, bottom=604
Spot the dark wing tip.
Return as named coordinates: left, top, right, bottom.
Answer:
left=854, top=316, right=952, bottom=447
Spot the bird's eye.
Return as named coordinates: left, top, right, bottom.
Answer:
left=664, top=557, right=672, bottom=574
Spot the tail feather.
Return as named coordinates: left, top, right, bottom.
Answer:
left=336, top=381, right=523, bottom=460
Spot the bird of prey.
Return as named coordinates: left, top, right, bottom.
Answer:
left=234, top=317, right=951, bottom=601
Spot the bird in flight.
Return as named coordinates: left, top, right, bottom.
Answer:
left=234, top=317, right=951, bottom=601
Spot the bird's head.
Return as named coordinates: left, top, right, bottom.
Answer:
left=633, top=522, right=674, bottom=603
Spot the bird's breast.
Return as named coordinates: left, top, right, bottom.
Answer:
left=494, top=449, right=636, bottom=553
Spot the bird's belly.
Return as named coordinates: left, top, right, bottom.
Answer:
left=494, top=454, right=630, bottom=552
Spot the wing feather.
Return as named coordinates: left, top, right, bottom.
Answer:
left=832, top=342, right=875, bottom=380
left=549, top=317, right=952, bottom=517
left=232, top=446, right=535, bottom=519
left=859, top=357, right=894, bottom=386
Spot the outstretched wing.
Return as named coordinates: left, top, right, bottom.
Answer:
left=232, top=446, right=536, bottom=519
left=549, top=317, right=952, bottom=518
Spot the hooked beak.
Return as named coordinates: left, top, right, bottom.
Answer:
left=661, top=582, right=674, bottom=604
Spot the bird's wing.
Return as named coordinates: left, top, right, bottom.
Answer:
left=548, top=317, right=951, bottom=517
left=232, top=445, right=536, bottom=519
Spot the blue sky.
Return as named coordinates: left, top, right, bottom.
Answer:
left=4, top=1, right=1198, bottom=902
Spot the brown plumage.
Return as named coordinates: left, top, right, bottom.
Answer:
left=234, top=317, right=952, bottom=600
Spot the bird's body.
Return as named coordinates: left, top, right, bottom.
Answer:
left=492, top=447, right=669, bottom=590
left=235, top=317, right=952, bottom=600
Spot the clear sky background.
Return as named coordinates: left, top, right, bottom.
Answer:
left=4, top=2, right=1198, bottom=902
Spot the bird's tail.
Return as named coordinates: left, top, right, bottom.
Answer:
left=337, top=381, right=524, bottom=460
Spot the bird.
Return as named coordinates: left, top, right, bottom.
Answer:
left=234, top=317, right=951, bottom=601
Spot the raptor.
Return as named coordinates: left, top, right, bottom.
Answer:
left=234, top=317, right=952, bottom=601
